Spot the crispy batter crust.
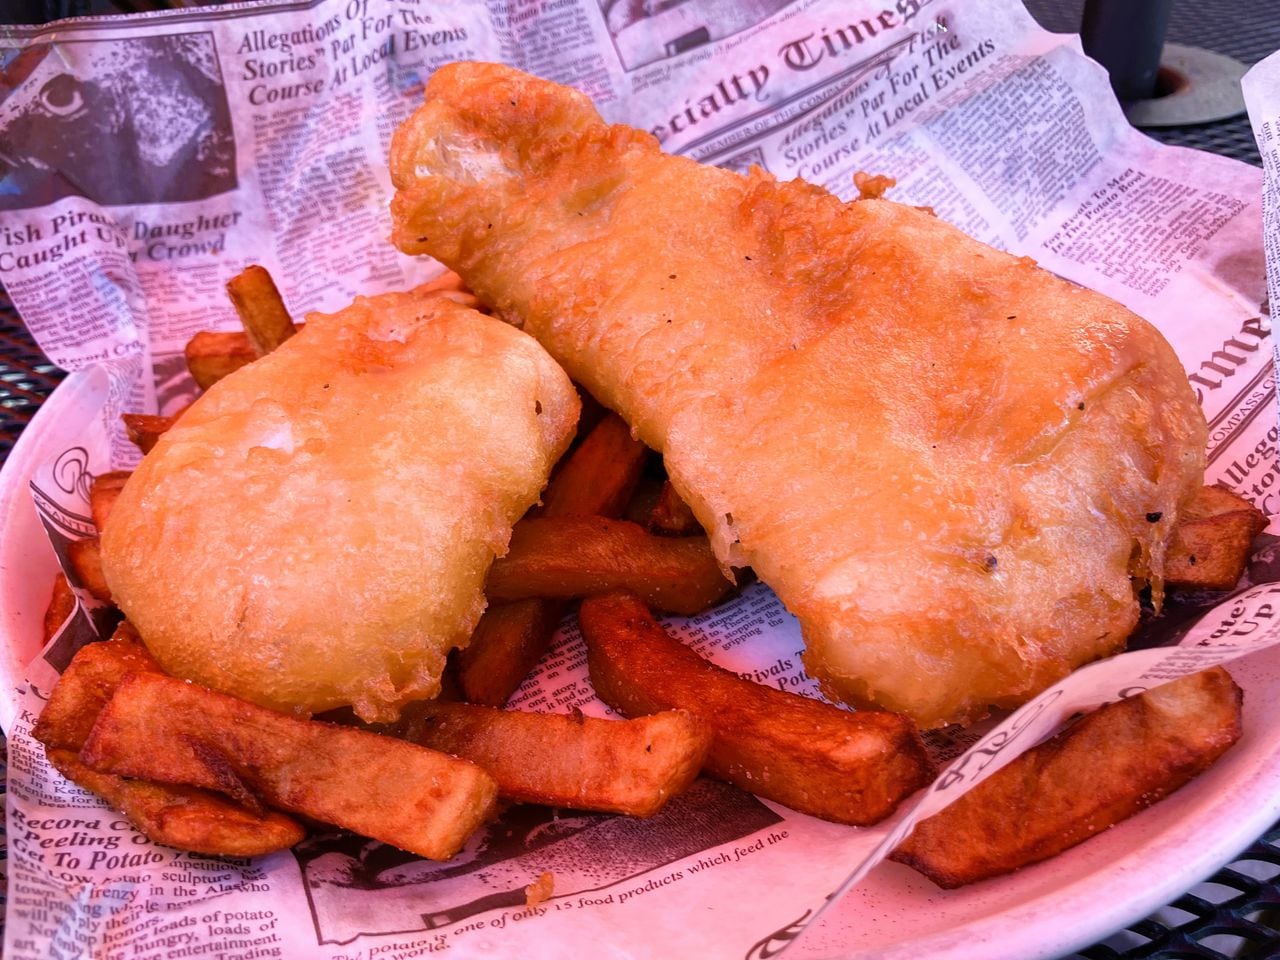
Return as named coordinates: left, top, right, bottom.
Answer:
left=390, top=63, right=1206, bottom=727
left=101, top=289, right=578, bottom=720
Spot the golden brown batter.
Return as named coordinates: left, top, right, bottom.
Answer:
left=390, top=63, right=1206, bottom=727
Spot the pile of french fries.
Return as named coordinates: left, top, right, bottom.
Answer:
left=36, top=265, right=1261, bottom=891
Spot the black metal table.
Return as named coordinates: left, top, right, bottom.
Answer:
left=1, top=1, right=1279, bottom=956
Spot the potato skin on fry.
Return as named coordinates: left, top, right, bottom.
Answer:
left=121, top=414, right=177, bottom=455
left=648, top=480, right=702, bottom=537
left=456, top=598, right=566, bottom=707
left=35, top=627, right=307, bottom=857
left=42, top=573, right=77, bottom=645
left=406, top=702, right=711, bottom=816
left=225, top=264, right=297, bottom=358
left=81, top=672, right=498, bottom=861
left=66, top=538, right=111, bottom=603
left=184, top=330, right=255, bottom=391
left=536, top=412, right=647, bottom=520
left=487, top=516, right=732, bottom=615
left=89, top=471, right=132, bottom=533
left=457, top=412, right=648, bottom=706
left=1164, top=485, right=1267, bottom=591
left=101, top=289, right=578, bottom=721
left=48, top=748, right=306, bottom=857
left=891, top=667, right=1244, bottom=888
left=33, top=625, right=158, bottom=751
left=579, top=592, right=934, bottom=825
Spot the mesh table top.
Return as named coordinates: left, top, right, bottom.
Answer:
left=1, top=1, right=1278, bottom=956
left=0, top=298, right=63, bottom=454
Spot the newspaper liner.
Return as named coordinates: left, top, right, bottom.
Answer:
left=1, top=1, right=1279, bottom=958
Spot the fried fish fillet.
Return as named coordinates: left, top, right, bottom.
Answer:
left=389, top=63, right=1207, bottom=727
left=102, top=287, right=578, bottom=721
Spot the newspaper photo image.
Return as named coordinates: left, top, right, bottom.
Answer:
left=1, top=1, right=1279, bottom=958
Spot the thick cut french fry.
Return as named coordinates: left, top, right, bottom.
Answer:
left=623, top=475, right=664, bottom=526
left=648, top=479, right=702, bottom=536
left=574, top=387, right=608, bottom=440
left=1181, top=483, right=1267, bottom=523
left=121, top=414, right=176, bottom=455
left=48, top=748, right=305, bottom=857
left=418, top=269, right=468, bottom=294
left=404, top=701, right=711, bottom=816
left=456, top=598, right=566, bottom=707
left=188, top=276, right=468, bottom=392
left=65, top=537, right=111, bottom=602
left=35, top=626, right=307, bottom=855
left=538, top=412, right=647, bottom=519
left=33, top=624, right=157, bottom=751
left=1166, top=485, right=1267, bottom=591
left=1166, top=513, right=1262, bottom=590
left=89, top=471, right=132, bottom=533
left=81, top=672, right=499, bottom=860
left=184, top=330, right=256, bottom=390
left=487, top=517, right=732, bottom=615
left=579, top=592, right=934, bottom=825
left=459, top=412, right=649, bottom=705
left=226, top=265, right=297, bottom=358
left=43, top=573, right=76, bottom=644
left=891, top=667, right=1243, bottom=888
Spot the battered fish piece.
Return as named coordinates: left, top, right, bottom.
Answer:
left=101, top=288, right=578, bottom=721
left=389, top=63, right=1206, bottom=728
